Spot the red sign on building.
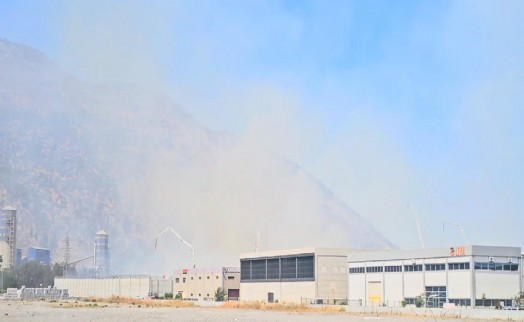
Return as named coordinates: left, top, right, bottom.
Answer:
left=450, top=246, right=466, bottom=256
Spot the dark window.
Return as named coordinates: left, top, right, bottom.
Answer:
left=267, top=258, right=280, bottom=279
left=365, top=266, right=383, bottom=273
left=425, top=264, right=445, bottom=271
left=227, top=276, right=235, bottom=280
left=251, top=259, right=266, bottom=280
left=241, top=260, right=251, bottom=280
left=349, top=267, right=365, bottom=274
left=385, top=265, right=402, bottom=272
left=404, top=264, right=423, bottom=272
left=281, top=257, right=297, bottom=279
left=449, top=262, right=470, bottom=270
left=425, top=286, right=446, bottom=308
left=448, top=299, right=471, bottom=307
left=297, top=256, right=314, bottom=279
left=474, top=262, right=519, bottom=271
left=476, top=299, right=512, bottom=307
left=175, top=278, right=179, bottom=283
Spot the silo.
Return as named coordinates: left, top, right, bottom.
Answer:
left=94, top=230, right=110, bottom=276
left=0, top=206, right=17, bottom=268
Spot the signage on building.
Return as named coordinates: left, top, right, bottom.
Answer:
left=223, top=267, right=240, bottom=273
left=450, top=246, right=466, bottom=256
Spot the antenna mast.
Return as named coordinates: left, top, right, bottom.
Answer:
left=408, top=203, right=425, bottom=249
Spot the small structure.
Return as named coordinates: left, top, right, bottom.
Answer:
left=240, top=247, right=348, bottom=304
left=173, top=267, right=240, bottom=301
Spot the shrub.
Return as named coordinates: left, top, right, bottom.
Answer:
left=165, top=293, right=173, bottom=299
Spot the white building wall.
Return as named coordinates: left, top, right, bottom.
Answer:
left=403, top=272, right=424, bottom=298
left=475, top=272, right=520, bottom=299
left=383, top=273, right=403, bottom=303
left=447, top=271, right=471, bottom=298
left=348, top=274, right=366, bottom=303
left=240, top=281, right=316, bottom=303
left=425, top=272, right=446, bottom=287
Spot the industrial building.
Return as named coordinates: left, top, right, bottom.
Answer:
left=27, top=246, right=51, bottom=265
left=240, top=247, right=348, bottom=304
left=54, top=275, right=172, bottom=298
left=173, top=267, right=240, bottom=301
left=348, top=245, right=522, bottom=308
left=0, top=206, right=17, bottom=268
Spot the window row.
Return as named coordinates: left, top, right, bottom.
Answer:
left=241, top=255, right=314, bottom=281
left=448, top=262, right=470, bottom=270
left=349, top=262, right=473, bottom=274
left=404, top=264, right=423, bottom=272
left=425, top=264, right=445, bottom=271
left=385, top=265, right=402, bottom=272
left=349, top=267, right=364, bottom=274
left=474, top=262, right=519, bottom=271
left=366, top=266, right=383, bottom=273
left=175, top=275, right=219, bottom=283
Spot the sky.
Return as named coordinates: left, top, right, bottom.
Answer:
left=1, top=0, right=523, bottom=250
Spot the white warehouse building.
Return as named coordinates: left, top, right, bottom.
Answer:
left=348, top=245, right=522, bottom=308
left=240, top=247, right=348, bottom=304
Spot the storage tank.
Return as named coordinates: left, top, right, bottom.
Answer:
left=94, top=230, right=110, bottom=276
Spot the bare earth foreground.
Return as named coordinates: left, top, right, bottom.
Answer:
left=0, top=301, right=501, bottom=322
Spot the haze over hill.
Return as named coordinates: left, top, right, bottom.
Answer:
left=0, top=39, right=392, bottom=273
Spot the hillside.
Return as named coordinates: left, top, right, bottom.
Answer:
left=0, top=39, right=392, bottom=273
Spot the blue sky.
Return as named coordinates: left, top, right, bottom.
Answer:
left=1, top=0, right=523, bottom=249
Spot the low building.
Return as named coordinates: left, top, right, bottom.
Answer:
left=173, top=267, right=240, bottom=301
left=348, top=245, right=522, bottom=308
left=240, top=247, right=348, bottom=304
left=27, top=246, right=51, bottom=265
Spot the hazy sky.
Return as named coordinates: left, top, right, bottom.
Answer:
left=1, top=1, right=523, bottom=250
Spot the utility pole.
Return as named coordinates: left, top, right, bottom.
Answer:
left=63, top=233, right=72, bottom=277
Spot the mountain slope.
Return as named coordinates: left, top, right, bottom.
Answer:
left=0, top=39, right=392, bottom=273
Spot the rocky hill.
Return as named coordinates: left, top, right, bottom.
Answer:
left=0, top=39, right=392, bottom=273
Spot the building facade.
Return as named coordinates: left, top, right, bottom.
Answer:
left=27, top=247, right=51, bottom=265
left=240, top=247, right=348, bottom=304
left=173, top=267, right=240, bottom=301
left=0, top=206, right=17, bottom=268
left=348, top=245, right=522, bottom=308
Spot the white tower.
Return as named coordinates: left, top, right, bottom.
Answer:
left=0, top=206, right=17, bottom=268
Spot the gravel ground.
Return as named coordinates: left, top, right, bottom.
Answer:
left=0, top=301, right=496, bottom=322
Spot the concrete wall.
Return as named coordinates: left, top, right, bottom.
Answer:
left=54, top=276, right=152, bottom=298
left=316, top=254, right=348, bottom=299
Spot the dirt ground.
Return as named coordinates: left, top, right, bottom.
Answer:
left=0, top=301, right=497, bottom=322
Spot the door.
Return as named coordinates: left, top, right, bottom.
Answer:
left=367, top=281, right=382, bottom=306
left=268, top=292, right=274, bottom=303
